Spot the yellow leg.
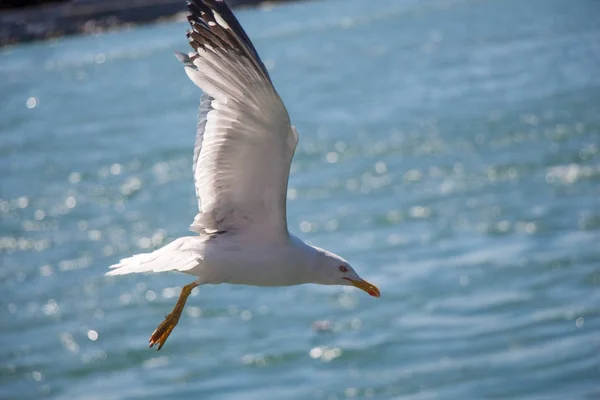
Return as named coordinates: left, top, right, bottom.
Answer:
left=149, top=281, right=199, bottom=350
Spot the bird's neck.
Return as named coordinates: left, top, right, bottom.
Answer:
left=286, top=234, right=323, bottom=283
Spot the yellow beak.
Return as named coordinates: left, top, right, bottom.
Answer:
left=345, top=278, right=380, bottom=297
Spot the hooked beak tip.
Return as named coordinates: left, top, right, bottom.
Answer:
left=367, top=285, right=381, bottom=298
left=346, top=278, right=380, bottom=298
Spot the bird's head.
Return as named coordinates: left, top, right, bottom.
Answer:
left=313, top=247, right=380, bottom=297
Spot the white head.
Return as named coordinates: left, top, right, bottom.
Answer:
left=312, top=246, right=380, bottom=297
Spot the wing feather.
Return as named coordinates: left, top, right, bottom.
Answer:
left=178, top=0, right=298, bottom=239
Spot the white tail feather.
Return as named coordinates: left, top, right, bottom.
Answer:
left=106, top=236, right=205, bottom=276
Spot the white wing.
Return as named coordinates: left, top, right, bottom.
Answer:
left=177, top=0, right=298, bottom=240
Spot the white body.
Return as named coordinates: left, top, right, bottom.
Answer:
left=108, top=233, right=321, bottom=287
left=190, top=234, right=317, bottom=286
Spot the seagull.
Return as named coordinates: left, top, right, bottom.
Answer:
left=106, top=0, right=380, bottom=351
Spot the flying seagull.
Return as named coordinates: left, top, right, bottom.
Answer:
left=106, top=0, right=380, bottom=350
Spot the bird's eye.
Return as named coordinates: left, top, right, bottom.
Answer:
left=339, top=265, right=348, bottom=273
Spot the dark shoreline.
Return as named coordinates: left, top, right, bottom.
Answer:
left=0, top=0, right=298, bottom=48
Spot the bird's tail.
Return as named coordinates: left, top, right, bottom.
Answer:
left=106, top=237, right=205, bottom=276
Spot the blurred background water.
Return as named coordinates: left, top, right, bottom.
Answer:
left=1, top=0, right=600, bottom=398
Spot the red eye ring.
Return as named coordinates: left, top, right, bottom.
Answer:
left=339, top=265, right=348, bottom=273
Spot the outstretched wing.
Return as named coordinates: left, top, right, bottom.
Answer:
left=178, top=0, right=298, bottom=240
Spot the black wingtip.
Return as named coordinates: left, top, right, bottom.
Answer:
left=184, top=0, right=271, bottom=80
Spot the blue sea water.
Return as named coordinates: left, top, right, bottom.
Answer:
left=1, top=0, right=600, bottom=398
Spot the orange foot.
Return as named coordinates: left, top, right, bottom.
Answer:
left=148, top=281, right=198, bottom=350
left=149, top=313, right=180, bottom=351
